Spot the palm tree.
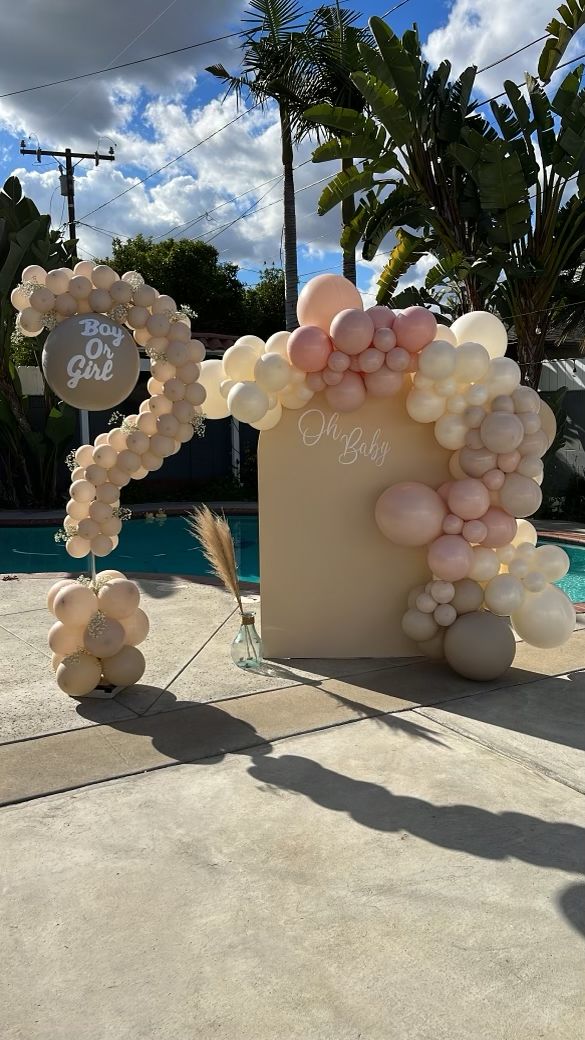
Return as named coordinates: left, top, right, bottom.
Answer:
left=207, top=0, right=308, bottom=330
left=297, top=4, right=372, bottom=283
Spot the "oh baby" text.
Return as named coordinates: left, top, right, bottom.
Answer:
left=298, top=409, right=391, bottom=467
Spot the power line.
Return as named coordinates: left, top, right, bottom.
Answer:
left=0, top=32, right=242, bottom=100
left=476, top=34, right=547, bottom=75
left=75, top=102, right=262, bottom=222
left=477, top=49, right=585, bottom=107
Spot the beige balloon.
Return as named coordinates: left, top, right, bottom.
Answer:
left=42, top=313, right=139, bottom=409
left=444, top=611, right=516, bottom=680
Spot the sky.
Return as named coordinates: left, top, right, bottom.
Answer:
left=0, top=0, right=575, bottom=312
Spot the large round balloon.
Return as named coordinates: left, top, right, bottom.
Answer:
left=450, top=312, right=508, bottom=359
left=375, top=482, right=446, bottom=547
left=444, top=611, right=516, bottom=680
left=42, top=314, right=140, bottom=409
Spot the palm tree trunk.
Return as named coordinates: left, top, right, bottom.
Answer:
left=280, top=104, right=299, bottom=331
left=341, top=158, right=356, bottom=285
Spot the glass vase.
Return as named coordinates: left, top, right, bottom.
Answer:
left=231, top=612, right=263, bottom=669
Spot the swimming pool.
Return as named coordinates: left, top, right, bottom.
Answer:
left=0, top=520, right=583, bottom=602
left=0, top=514, right=260, bottom=583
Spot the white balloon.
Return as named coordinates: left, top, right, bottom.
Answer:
left=223, top=343, right=258, bottom=381
left=264, top=330, right=290, bottom=358
left=451, top=311, right=508, bottom=359
left=227, top=381, right=270, bottom=423
left=254, top=353, right=292, bottom=392
left=250, top=401, right=283, bottom=430
left=485, top=357, right=521, bottom=397
left=418, top=340, right=456, bottom=380
left=511, top=586, right=575, bottom=648
left=453, top=342, right=491, bottom=383
left=198, top=359, right=229, bottom=419
left=434, top=414, right=467, bottom=450
left=484, top=573, right=526, bottom=615
left=433, top=324, right=457, bottom=346
left=469, top=546, right=500, bottom=582
left=533, top=544, right=570, bottom=581
left=406, top=388, right=446, bottom=423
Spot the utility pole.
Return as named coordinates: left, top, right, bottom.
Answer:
left=19, top=142, right=115, bottom=252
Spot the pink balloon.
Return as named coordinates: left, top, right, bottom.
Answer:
left=375, top=482, right=447, bottom=547
left=297, top=274, right=363, bottom=331
left=366, top=305, right=395, bottom=330
left=443, top=513, right=464, bottom=534
left=480, top=507, right=518, bottom=548
left=386, top=347, right=410, bottom=372
left=359, top=347, right=385, bottom=372
left=393, top=307, right=437, bottom=354
left=459, top=446, right=497, bottom=478
left=323, top=369, right=343, bottom=386
left=373, top=327, right=397, bottom=351
left=447, top=478, right=491, bottom=521
left=327, top=350, right=351, bottom=373
left=306, top=371, right=326, bottom=391
left=363, top=367, right=403, bottom=397
left=349, top=356, right=362, bottom=371
left=287, top=326, right=332, bottom=372
left=437, top=481, right=453, bottom=502
left=324, top=370, right=366, bottom=412
left=428, top=535, right=474, bottom=581
left=330, top=309, right=375, bottom=355
left=462, top=519, right=488, bottom=544
left=483, top=469, right=506, bottom=491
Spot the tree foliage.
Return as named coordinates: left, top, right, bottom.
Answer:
left=0, top=177, right=76, bottom=507
left=243, top=265, right=285, bottom=339
left=310, top=16, right=585, bottom=386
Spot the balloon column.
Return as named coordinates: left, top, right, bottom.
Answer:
left=11, top=260, right=206, bottom=697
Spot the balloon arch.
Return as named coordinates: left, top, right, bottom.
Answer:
left=11, top=263, right=575, bottom=697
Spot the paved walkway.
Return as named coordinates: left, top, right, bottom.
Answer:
left=1, top=577, right=584, bottom=1038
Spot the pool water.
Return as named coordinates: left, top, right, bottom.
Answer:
left=0, top=522, right=583, bottom=602
left=0, top=515, right=260, bottom=583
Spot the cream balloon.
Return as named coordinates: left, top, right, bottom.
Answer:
left=53, top=583, right=99, bottom=628
left=223, top=343, right=258, bottom=381
left=198, top=360, right=230, bottom=419
left=56, top=654, right=102, bottom=697
left=101, top=645, right=146, bottom=687
left=533, top=544, right=570, bottom=581
left=47, top=578, right=76, bottom=613
left=511, top=586, right=575, bottom=648
left=120, top=608, right=150, bottom=646
left=250, top=402, right=283, bottom=431
left=264, top=330, right=290, bottom=358
left=254, top=353, right=291, bottom=392
left=468, top=546, right=500, bottom=582
left=451, top=311, right=508, bottom=358
left=484, top=573, right=526, bottom=615
left=227, top=382, right=269, bottom=423
left=97, top=578, right=140, bottom=619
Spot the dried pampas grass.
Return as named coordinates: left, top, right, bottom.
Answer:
left=188, top=506, right=243, bottom=615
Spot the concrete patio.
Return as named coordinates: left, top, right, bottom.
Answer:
left=1, top=574, right=584, bottom=1038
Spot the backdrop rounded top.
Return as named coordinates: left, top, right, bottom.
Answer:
left=42, top=313, right=140, bottom=410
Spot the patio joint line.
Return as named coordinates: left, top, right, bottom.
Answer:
left=412, top=706, right=585, bottom=798
left=0, top=621, right=51, bottom=659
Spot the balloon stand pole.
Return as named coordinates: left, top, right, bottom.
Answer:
left=90, top=552, right=96, bottom=583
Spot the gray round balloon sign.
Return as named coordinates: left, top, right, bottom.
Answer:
left=42, top=313, right=140, bottom=410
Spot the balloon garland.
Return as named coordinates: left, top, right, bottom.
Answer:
left=11, top=265, right=575, bottom=694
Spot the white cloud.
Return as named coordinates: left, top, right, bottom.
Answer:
left=0, top=0, right=245, bottom=142
left=424, top=0, right=558, bottom=98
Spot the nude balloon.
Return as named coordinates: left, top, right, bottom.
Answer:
left=447, top=478, right=490, bottom=521
left=363, top=367, right=403, bottom=397
left=393, top=307, right=437, bottom=353
left=287, top=326, right=332, bottom=372
left=427, top=535, right=473, bottom=581
left=451, top=311, right=508, bottom=358
left=330, top=309, right=374, bottom=355
left=366, top=305, right=395, bottom=329
left=480, top=412, right=524, bottom=454
left=375, top=482, right=447, bottom=547
left=324, top=370, right=366, bottom=412
left=296, top=274, right=362, bottom=331
left=480, top=507, right=518, bottom=548
left=499, top=473, right=542, bottom=518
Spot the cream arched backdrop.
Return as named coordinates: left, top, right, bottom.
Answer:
left=11, top=266, right=574, bottom=695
